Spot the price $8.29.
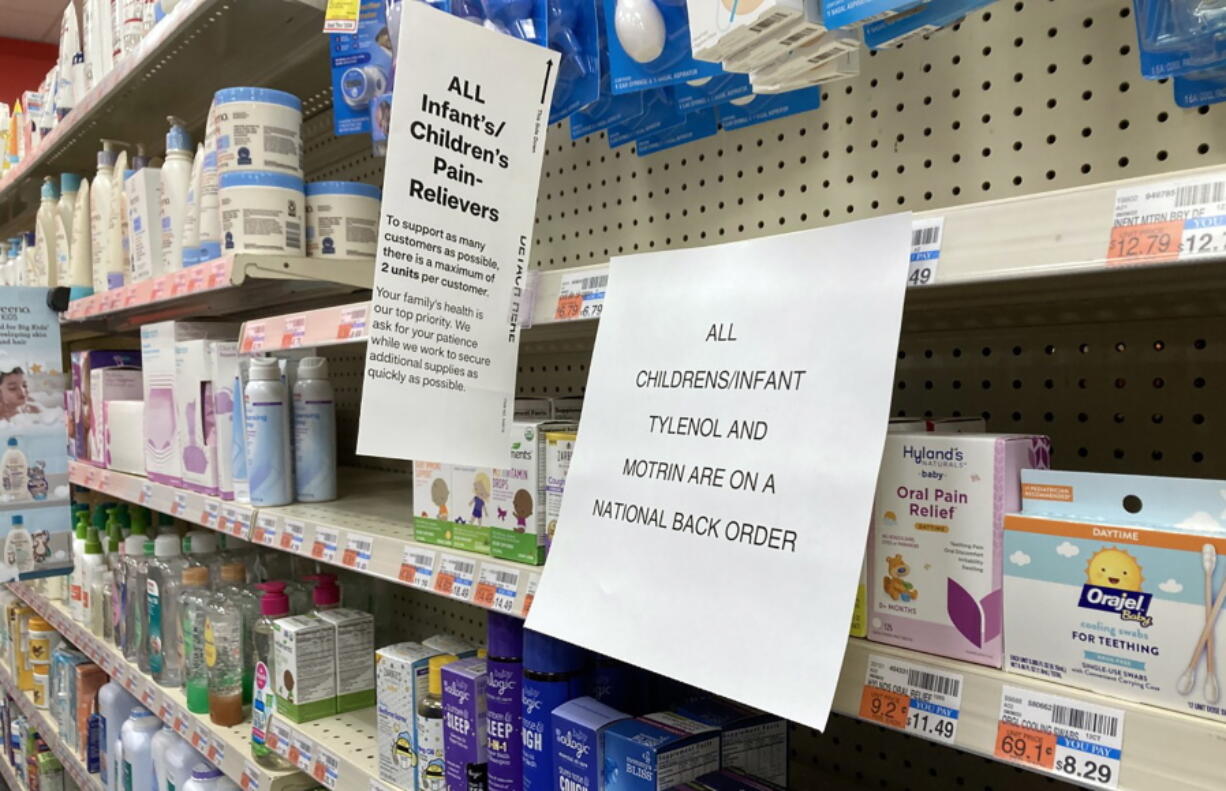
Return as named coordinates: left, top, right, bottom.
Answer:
left=1054, top=753, right=1113, bottom=786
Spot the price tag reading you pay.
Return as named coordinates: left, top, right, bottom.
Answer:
left=858, top=654, right=962, bottom=744
left=995, top=685, right=1124, bottom=789
left=1108, top=171, right=1226, bottom=265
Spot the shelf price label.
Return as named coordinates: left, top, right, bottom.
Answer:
left=270, top=722, right=293, bottom=759
left=282, top=315, right=307, bottom=348
left=435, top=554, right=476, bottom=601
left=173, top=706, right=189, bottom=735
left=254, top=514, right=279, bottom=547
left=172, top=492, right=189, bottom=516
left=140, top=686, right=157, bottom=709
left=290, top=734, right=313, bottom=772
left=521, top=573, right=539, bottom=617
left=1109, top=172, right=1226, bottom=265
left=554, top=268, right=608, bottom=320
left=313, top=747, right=340, bottom=789
left=996, top=685, right=1123, bottom=789
left=242, top=322, right=267, bottom=353
left=207, top=738, right=225, bottom=766
left=82, top=466, right=97, bottom=488
left=859, top=654, right=962, bottom=744
left=159, top=699, right=174, bottom=723
left=907, top=217, right=943, bottom=286
left=337, top=306, right=367, bottom=340
left=342, top=533, right=373, bottom=571
left=398, top=547, right=436, bottom=589
left=140, top=482, right=155, bottom=505
left=209, top=257, right=232, bottom=288
left=474, top=563, right=519, bottom=613
left=231, top=506, right=254, bottom=540
left=312, top=528, right=340, bottom=563
left=203, top=501, right=220, bottom=528
left=241, top=761, right=261, bottom=791
left=190, top=724, right=209, bottom=753
left=282, top=520, right=306, bottom=553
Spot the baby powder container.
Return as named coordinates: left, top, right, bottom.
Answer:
left=121, top=707, right=161, bottom=791
left=182, top=763, right=240, bottom=791
left=212, top=87, right=303, bottom=176
left=30, top=663, right=49, bottom=708
left=304, top=181, right=380, bottom=259
left=218, top=171, right=305, bottom=255
left=26, top=617, right=61, bottom=665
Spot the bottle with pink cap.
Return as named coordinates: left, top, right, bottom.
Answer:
left=250, top=582, right=294, bottom=770
left=304, top=573, right=341, bottom=616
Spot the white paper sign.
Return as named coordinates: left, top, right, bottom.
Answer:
left=356, top=3, right=558, bottom=467
left=527, top=217, right=912, bottom=729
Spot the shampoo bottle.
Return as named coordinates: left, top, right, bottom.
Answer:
left=243, top=358, right=292, bottom=507
left=147, top=531, right=188, bottom=685
left=70, top=510, right=89, bottom=622
left=35, top=176, right=59, bottom=287
left=82, top=526, right=106, bottom=635
left=159, top=117, right=193, bottom=273
left=292, top=356, right=336, bottom=503
left=68, top=177, right=92, bottom=298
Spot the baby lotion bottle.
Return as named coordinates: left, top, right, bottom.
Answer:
left=486, top=613, right=523, bottom=791
left=70, top=509, right=89, bottom=622
left=158, top=116, right=193, bottom=274
left=292, top=356, right=336, bottom=503
left=250, top=582, right=293, bottom=769
left=89, top=139, right=123, bottom=293
left=82, top=526, right=106, bottom=635
left=1, top=437, right=29, bottom=502
left=35, top=176, right=59, bottom=287
left=521, top=631, right=587, bottom=790
left=4, top=515, right=33, bottom=574
left=68, top=177, right=92, bottom=298
left=416, top=654, right=457, bottom=789
left=244, top=358, right=292, bottom=507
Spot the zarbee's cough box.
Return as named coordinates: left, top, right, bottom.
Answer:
left=868, top=433, right=1049, bottom=666
left=1005, top=470, right=1226, bottom=722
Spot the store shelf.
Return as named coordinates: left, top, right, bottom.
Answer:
left=0, top=0, right=330, bottom=237
left=7, top=582, right=315, bottom=791
left=0, top=652, right=103, bottom=791
left=69, top=461, right=541, bottom=618
left=0, top=738, right=23, bottom=791
left=833, top=637, right=1226, bottom=791
left=62, top=255, right=375, bottom=334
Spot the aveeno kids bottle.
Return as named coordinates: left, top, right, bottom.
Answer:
left=147, top=531, right=188, bottom=685
left=4, top=515, right=33, bottom=574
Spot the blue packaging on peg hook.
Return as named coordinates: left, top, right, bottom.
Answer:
left=449, top=0, right=548, bottom=44
left=329, top=0, right=393, bottom=137
left=821, top=0, right=927, bottom=29
left=717, top=86, right=820, bottom=131
left=548, top=0, right=602, bottom=122
left=607, top=87, right=682, bottom=147
left=603, top=0, right=722, bottom=93
left=568, top=5, right=641, bottom=136
left=674, top=72, right=751, bottom=112
left=1133, top=0, right=1226, bottom=79
left=636, top=106, right=716, bottom=155
left=1174, top=68, right=1226, bottom=106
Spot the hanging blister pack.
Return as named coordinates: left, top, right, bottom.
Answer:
left=451, top=0, right=548, bottom=45
left=1174, top=67, right=1226, bottom=105
left=636, top=107, right=717, bottom=155
left=863, top=0, right=994, bottom=49
left=716, top=85, right=820, bottom=129
left=329, top=0, right=393, bottom=137
left=571, top=13, right=646, bottom=137
left=820, top=0, right=927, bottom=28
left=607, top=87, right=682, bottom=146
left=604, top=0, right=723, bottom=93
left=674, top=72, right=752, bottom=112
left=549, top=0, right=602, bottom=122
left=1133, top=0, right=1226, bottom=79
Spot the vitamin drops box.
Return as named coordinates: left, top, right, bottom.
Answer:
left=491, top=420, right=577, bottom=565
left=1004, top=470, right=1226, bottom=722
left=867, top=432, right=1050, bottom=666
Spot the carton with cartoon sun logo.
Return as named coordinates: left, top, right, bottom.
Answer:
left=1005, top=468, right=1226, bottom=722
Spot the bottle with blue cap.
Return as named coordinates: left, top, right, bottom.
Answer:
left=5, top=514, right=33, bottom=573
left=159, top=116, right=193, bottom=274
left=521, top=629, right=588, bottom=790
left=59, top=173, right=81, bottom=248
left=35, top=175, right=60, bottom=287
left=90, top=139, right=127, bottom=293
left=119, top=706, right=161, bottom=791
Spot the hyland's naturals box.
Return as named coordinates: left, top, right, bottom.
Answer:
left=376, top=643, right=443, bottom=790
left=315, top=608, right=375, bottom=712
left=1005, top=469, right=1226, bottom=722
left=491, top=421, right=576, bottom=565
left=868, top=432, right=1050, bottom=667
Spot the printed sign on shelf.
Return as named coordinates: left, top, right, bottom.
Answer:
left=526, top=216, right=912, bottom=730
left=907, top=217, right=943, bottom=286
left=996, top=685, right=1124, bottom=789
left=283, top=315, right=307, bottom=348
left=1108, top=170, right=1226, bottom=264
left=241, top=761, right=260, bottom=791
left=859, top=654, right=962, bottom=744
left=355, top=3, right=558, bottom=467
left=337, top=305, right=367, bottom=340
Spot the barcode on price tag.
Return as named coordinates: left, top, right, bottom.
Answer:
left=1109, top=171, right=1226, bottom=265
left=270, top=722, right=294, bottom=758
left=522, top=573, right=539, bottom=616
left=997, top=685, right=1123, bottom=789
left=313, top=747, right=340, bottom=789
left=241, top=761, right=260, bottom=791
left=554, top=268, right=609, bottom=320
left=399, top=547, right=436, bottom=589
left=342, top=533, right=373, bottom=570
left=172, top=492, right=189, bottom=516
left=140, top=482, right=155, bottom=505
left=313, top=528, right=339, bottom=563
left=283, top=315, right=307, bottom=347
left=282, top=520, right=306, bottom=552
left=860, top=654, right=962, bottom=744
left=208, top=738, right=225, bottom=765
left=435, top=554, right=476, bottom=601
left=159, top=699, right=174, bottom=722
left=907, top=217, right=943, bottom=286
left=255, top=514, right=279, bottom=547
left=474, top=563, right=520, bottom=613
left=219, top=505, right=236, bottom=534
left=291, top=734, right=314, bottom=772
left=173, top=706, right=188, bottom=735
left=191, top=725, right=209, bottom=752
left=232, top=507, right=254, bottom=539
left=203, top=501, right=220, bottom=528
left=338, top=306, right=367, bottom=340
left=243, top=322, right=267, bottom=352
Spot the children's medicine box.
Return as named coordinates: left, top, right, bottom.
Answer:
left=603, top=712, right=720, bottom=790
left=1004, top=469, right=1226, bottom=722
left=868, top=432, right=1050, bottom=666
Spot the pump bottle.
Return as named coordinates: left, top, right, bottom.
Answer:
left=35, top=176, right=59, bottom=287
left=159, top=117, right=193, bottom=273
left=90, top=138, right=125, bottom=292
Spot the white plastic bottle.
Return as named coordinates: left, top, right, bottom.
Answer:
left=82, top=527, right=107, bottom=635
left=152, top=727, right=200, bottom=791
left=70, top=510, right=88, bottom=622
left=69, top=177, right=93, bottom=298
left=4, top=515, right=33, bottom=573
left=60, top=173, right=81, bottom=249
left=182, top=764, right=240, bottom=791
left=90, top=139, right=124, bottom=293
left=180, top=143, right=203, bottom=267
left=98, top=681, right=139, bottom=791
left=120, top=707, right=161, bottom=791
left=243, top=358, right=292, bottom=507
left=1, top=437, right=28, bottom=502
left=292, top=356, right=336, bottom=502
left=159, top=117, right=193, bottom=275
left=108, top=148, right=129, bottom=289
left=35, top=176, right=59, bottom=287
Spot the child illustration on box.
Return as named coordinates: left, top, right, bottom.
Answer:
left=469, top=473, right=490, bottom=526
left=883, top=554, right=919, bottom=602
left=431, top=477, right=449, bottom=521
left=0, top=367, right=41, bottom=422
left=512, top=489, right=533, bottom=532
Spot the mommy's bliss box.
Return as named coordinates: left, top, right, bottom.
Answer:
left=868, top=432, right=1049, bottom=666
left=1005, top=470, right=1226, bottom=722
left=604, top=712, right=720, bottom=790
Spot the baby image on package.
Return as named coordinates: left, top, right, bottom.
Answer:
left=1005, top=469, right=1226, bottom=722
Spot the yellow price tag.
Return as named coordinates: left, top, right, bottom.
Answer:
left=324, top=0, right=361, bottom=32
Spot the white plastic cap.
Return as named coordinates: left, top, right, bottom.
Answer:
left=186, top=530, right=216, bottom=555
left=154, top=532, right=182, bottom=558
left=249, top=357, right=280, bottom=381
left=297, top=356, right=328, bottom=380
